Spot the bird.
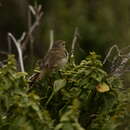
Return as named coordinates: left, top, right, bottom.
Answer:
left=29, top=40, right=68, bottom=82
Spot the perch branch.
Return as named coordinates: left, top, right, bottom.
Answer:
left=8, top=33, right=25, bottom=72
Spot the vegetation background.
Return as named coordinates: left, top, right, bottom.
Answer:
left=0, top=0, right=130, bottom=130
left=32, top=0, right=130, bottom=87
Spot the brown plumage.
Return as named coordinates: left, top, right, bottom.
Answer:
left=29, top=40, right=68, bottom=82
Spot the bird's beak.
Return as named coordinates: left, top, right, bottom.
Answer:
left=63, top=41, right=66, bottom=44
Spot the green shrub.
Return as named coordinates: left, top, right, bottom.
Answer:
left=0, top=53, right=129, bottom=130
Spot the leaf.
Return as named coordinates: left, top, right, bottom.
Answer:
left=73, top=122, right=85, bottom=130
left=46, top=79, right=66, bottom=105
left=91, top=72, right=103, bottom=82
left=96, top=82, right=110, bottom=93
left=13, top=72, right=28, bottom=79
left=63, top=122, right=74, bottom=130
left=53, top=79, right=66, bottom=93
left=10, top=116, right=33, bottom=130
left=55, top=124, right=63, bottom=130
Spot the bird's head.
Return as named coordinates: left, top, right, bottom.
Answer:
left=52, top=40, right=66, bottom=49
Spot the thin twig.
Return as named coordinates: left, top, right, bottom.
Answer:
left=18, top=32, right=26, bottom=43
left=29, top=5, right=36, bottom=16
left=21, top=4, right=44, bottom=52
left=71, top=27, right=79, bottom=58
left=103, top=44, right=121, bottom=65
left=113, top=57, right=128, bottom=77
left=70, top=27, right=79, bottom=66
left=8, top=35, right=12, bottom=54
left=49, top=29, right=54, bottom=50
left=8, top=33, right=25, bottom=72
left=113, top=52, right=130, bottom=77
left=28, top=8, right=34, bottom=55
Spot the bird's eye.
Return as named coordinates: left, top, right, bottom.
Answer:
left=61, top=42, right=65, bottom=46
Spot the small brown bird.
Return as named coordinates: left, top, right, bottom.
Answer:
left=30, top=40, right=68, bottom=82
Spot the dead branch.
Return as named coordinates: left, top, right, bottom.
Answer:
left=104, top=44, right=130, bottom=77
left=71, top=27, right=79, bottom=58
left=8, top=35, right=12, bottom=54
left=28, top=7, right=34, bottom=55
left=112, top=52, right=130, bottom=77
left=8, top=33, right=25, bottom=72
left=49, top=30, right=54, bottom=50
left=21, top=4, right=44, bottom=52
left=103, top=44, right=121, bottom=65
left=5, top=4, right=43, bottom=72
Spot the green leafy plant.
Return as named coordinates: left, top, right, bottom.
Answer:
left=0, top=53, right=129, bottom=130
left=0, top=55, right=53, bottom=130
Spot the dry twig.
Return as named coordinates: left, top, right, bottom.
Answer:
left=112, top=52, right=130, bottom=77
left=21, top=4, right=44, bottom=52
left=71, top=27, right=79, bottom=58
left=103, top=44, right=121, bottom=65
left=49, top=30, right=54, bottom=50
left=69, top=27, right=79, bottom=65
left=8, top=33, right=25, bottom=72
left=104, top=44, right=130, bottom=77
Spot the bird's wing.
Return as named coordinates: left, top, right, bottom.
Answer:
left=41, top=48, right=67, bottom=69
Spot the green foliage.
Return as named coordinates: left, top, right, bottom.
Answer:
left=0, top=53, right=130, bottom=130
left=0, top=55, right=53, bottom=130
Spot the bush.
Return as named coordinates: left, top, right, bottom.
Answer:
left=0, top=53, right=129, bottom=130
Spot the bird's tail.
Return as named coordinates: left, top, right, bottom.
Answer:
left=28, top=69, right=47, bottom=86
left=28, top=72, right=40, bottom=86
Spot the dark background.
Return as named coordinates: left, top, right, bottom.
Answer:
left=0, top=0, right=130, bottom=69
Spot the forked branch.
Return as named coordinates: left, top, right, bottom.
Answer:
left=8, top=33, right=25, bottom=72
left=21, top=4, right=44, bottom=52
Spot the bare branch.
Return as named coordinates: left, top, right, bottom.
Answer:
left=8, top=35, right=12, bottom=54
left=71, top=27, right=79, bottom=58
left=18, top=32, right=26, bottom=43
left=21, top=4, right=44, bottom=52
left=49, top=30, right=54, bottom=50
left=28, top=8, right=34, bottom=55
left=29, top=5, right=36, bottom=16
left=8, top=33, right=25, bottom=72
left=38, top=5, right=42, bottom=12
left=104, top=44, right=130, bottom=77
left=112, top=57, right=128, bottom=77
left=103, top=44, right=121, bottom=65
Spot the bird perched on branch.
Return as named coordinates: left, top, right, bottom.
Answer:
left=29, top=40, right=68, bottom=82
